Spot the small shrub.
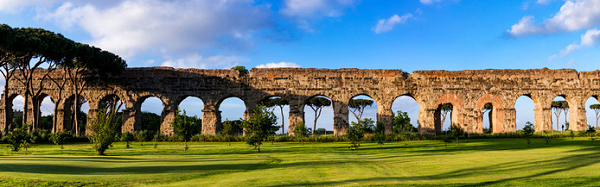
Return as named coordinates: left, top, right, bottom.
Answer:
left=50, top=130, right=71, bottom=149
left=7, top=124, right=36, bottom=154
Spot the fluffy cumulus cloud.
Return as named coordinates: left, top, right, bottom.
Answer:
left=549, top=28, right=600, bottom=60
left=161, top=54, right=249, bottom=69
left=280, top=0, right=356, bottom=31
left=372, top=13, right=413, bottom=34
left=255, top=62, right=301, bottom=68
left=43, top=0, right=273, bottom=60
left=507, top=0, right=600, bottom=37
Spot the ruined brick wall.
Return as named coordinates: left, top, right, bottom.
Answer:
left=2, top=67, right=597, bottom=135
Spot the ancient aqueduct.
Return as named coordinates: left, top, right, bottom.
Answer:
left=2, top=67, right=599, bottom=135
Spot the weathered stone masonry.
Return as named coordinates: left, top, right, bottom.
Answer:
left=2, top=67, right=600, bottom=135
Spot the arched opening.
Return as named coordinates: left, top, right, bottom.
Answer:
left=515, top=95, right=535, bottom=131
left=99, top=95, right=125, bottom=131
left=10, top=95, right=25, bottom=129
left=304, top=95, right=333, bottom=136
left=178, top=96, right=204, bottom=134
left=435, top=103, right=453, bottom=134
left=37, top=95, right=55, bottom=131
left=586, top=96, right=600, bottom=131
left=64, top=95, right=88, bottom=135
left=391, top=95, right=420, bottom=134
left=261, top=96, right=289, bottom=135
left=348, top=95, right=377, bottom=134
left=179, top=96, right=204, bottom=118
left=139, top=96, right=163, bottom=133
left=551, top=96, right=569, bottom=132
left=481, top=103, right=493, bottom=133
left=219, top=97, right=246, bottom=122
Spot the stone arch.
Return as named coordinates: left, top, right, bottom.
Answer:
left=434, top=94, right=465, bottom=133
left=475, top=94, right=505, bottom=133
left=548, top=93, right=580, bottom=131
left=63, top=94, right=90, bottom=134
left=304, top=94, right=334, bottom=135
left=391, top=93, right=422, bottom=133
left=259, top=95, right=291, bottom=135
left=347, top=94, right=377, bottom=124
left=136, top=94, right=165, bottom=132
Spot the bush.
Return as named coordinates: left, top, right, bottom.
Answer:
left=347, top=122, right=364, bottom=150
left=87, top=109, right=121, bottom=155
left=50, top=130, right=71, bottom=149
left=7, top=124, right=36, bottom=153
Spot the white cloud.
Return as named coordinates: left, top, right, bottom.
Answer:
left=255, top=62, right=301, bottom=68
left=536, top=0, right=553, bottom=5
left=372, top=13, right=413, bottom=34
left=280, top=0, right=356, bottom=31
left=161, top=54, right=249, bottom=69
left=0, top=0, right=59, bottom=12
left=549, top=28, right=600, bottom=60
left=507, top=0, right=600, bottom=37
left=420, top=0, right=456, bottom=5
left=43, top=0, right=273, bottom=60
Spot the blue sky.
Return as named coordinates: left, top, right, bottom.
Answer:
left=3, top=0, right=600, bottom=133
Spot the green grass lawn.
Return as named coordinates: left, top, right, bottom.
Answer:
left=1, top=137, right=600, bottom=186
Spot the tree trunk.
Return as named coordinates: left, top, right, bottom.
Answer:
left=280, top=106, right=285, bottom=135
left=257, top=141, right=261, bottom=152
left=313, top=112, right=318, bottom=136
left=596, top=113, right=600, bottom=131
left=23, top=92, right=29, bottom=130
left=184, top=140, right=187, bottom=151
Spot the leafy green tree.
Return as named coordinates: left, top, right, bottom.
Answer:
left=306, top=96, right=331, bottom=135
left=441, top=136, right=452, bottom=149
left=87, top=108, right=120, bottom=155
left=262, top=97, right=289, bottom=134
left=172, top=110, right=201, bottom=151
left=120, top=131, right=134, bottom=149
left=523, top=121, right=535, bottom=147
left=135, top=130, right=148, bottom=146
left=451, top=124, right=465, bottom=146
left=50, top=130, right=70, bottom=149
left=293, top=122, right=310, bottom=145
left=590, top=104, right=600, bottom=131
left=7, top=124, right=36, bottom=153
left=393, top=110, right=415, bottom=134
left=352, top=118, right=375, bottom=133
left=347, top=122, right=364, bottom=151
left=242, top=105, right=278, bottom=152
left=374, top=121, right=386, bottom=147
left=348, top=98, right=374, bottom=122
left=587, top=125, right=596, bottom=137
left=66, top=43, right=126, bottom=135
left=231, top=65, right=249, bottom=75
left=221, top=120, right=242, bottom=146
left=141, top=112, right=161, bottom=133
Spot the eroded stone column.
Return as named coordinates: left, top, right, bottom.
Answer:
left=419, top=108, right=437, bottom=135
left=333, top=100, right=349, bottom=136
left=376, top=102, right=393, bottom=134
left=287, top=99, right=304, bottom=136
left=570, top=98, right=587, bottom=131
left=535, top=107, right=552, bottom=132
left=504, top=108, right=516, bottom=132
left=0, top=95, right=11, bottom=135
left=202, top=102, right=221, bottom=135
left=121, top=108, right=136, bottom=132
left=160, top=102, right=177, bottom=135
